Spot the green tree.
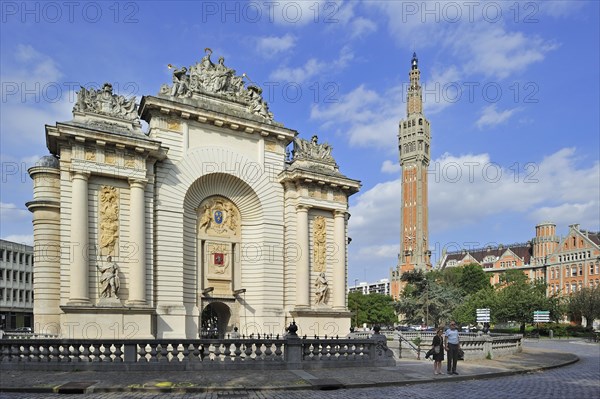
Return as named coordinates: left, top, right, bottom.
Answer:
left=459, top=263, right=492, bottom=294
left=395, top=275, right=462, bottom=327
left=494, top=270, right=552, bottom=333
left=568, top=287, right=600, bottom=330
left=452, top=287, right=497, bottom=325
left=348, top=292, right=396, bottom=327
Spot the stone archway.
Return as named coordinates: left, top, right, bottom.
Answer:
left=200, top=302, right=231, bottom=338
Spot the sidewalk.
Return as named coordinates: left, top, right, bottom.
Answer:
left=0, top=347, right=578, bottom=394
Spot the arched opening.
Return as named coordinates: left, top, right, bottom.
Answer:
left=200, top=302, right=231, bottom=338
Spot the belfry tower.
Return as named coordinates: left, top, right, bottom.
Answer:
left=391, top=53, right=432, bottom=298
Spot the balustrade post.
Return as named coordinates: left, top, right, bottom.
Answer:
left=124, top=343, right=137, bottom=363
left=484, top=336, right=493, bottom=359
left=284, top=321, right=302, bottom=369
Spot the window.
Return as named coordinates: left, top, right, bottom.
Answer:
left=579, top=265, right=583, bottom=276
left=6, top=251, right=11, bottom=263
left=591, top=264, right=595, bottom=275
left=25, top=273, right=29, bottom=284
left=0, top=288, right=3, bottom=300
left=19, top=271, right=24, bottom=282
left=19, top=253, right=23, bottom=264
left=12, top=289, right=16, bottom=301
left=571, top=266, right=577, bottom=277
left=18, top=290, right=23, bottom=302
left=0, top=268, right=3, bottom=281
left=6, top=270, right=11, bottom=281
left=12, top=271, right=17, bottom=282
left=571, top=283, right=577, bottom=293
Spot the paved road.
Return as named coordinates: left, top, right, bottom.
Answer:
left=1, top=339, right=598, bottom=399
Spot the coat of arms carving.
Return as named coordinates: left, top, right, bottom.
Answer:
left=198, top=196, right=240, bottom=238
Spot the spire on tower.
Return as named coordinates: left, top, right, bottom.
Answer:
left=411, top=52, right=418, bottom=70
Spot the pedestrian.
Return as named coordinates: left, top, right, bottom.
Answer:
left=432, top=327, right=445, bottom=374
left=444, top=320, right=461, bottom=375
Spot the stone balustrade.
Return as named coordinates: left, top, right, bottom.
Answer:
left=350, top=330, right=522, bottom=360
left=0, top=333, right=394, bottom=371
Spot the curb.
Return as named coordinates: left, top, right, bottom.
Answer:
left=0, top=354, right=580, bottom=394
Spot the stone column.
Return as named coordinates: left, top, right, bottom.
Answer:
left=333, top=210, right=347, bottom=309
left=127, top=179, right=147, bottom=305
left=69, top=171, right=90, bottom=304
left=296, top=205, right=310, bottom=308
left=26, top=163, right=61, bottom=330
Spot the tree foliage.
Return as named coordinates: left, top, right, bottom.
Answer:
left=568, top=287, right=600, bottom=329
left=348, top=292, right=396, bottom=327
left=493, top=270, right=556, bottom=332
left=396, top=270, right=463, bottom=326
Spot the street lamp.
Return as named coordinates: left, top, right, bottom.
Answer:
left=233, top=288, right=246, bottom=295
left=202, top=287, right=214, bottom=295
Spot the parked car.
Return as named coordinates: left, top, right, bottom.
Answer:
left=14, top=327, right=32, bottom=333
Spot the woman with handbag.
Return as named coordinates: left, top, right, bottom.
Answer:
left=432, top=328, right=445, bottom=375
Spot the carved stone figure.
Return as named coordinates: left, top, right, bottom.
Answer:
left=98, top=255, right=120, bottom=299
left=161, top=48, right=274, bottom=121
left=313, top=216, right=326, bottom=272
left=74, top=83, right=138, bottom=121
left=314, top=272, right=329, bottom=305
left=170, top=66, right=190, bottom=97
left=292, top=135, right=335, bottom=163
left=99, top=186, right=119, bottom=256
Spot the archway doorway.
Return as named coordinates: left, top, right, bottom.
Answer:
left=200, top=302, right=231, bottom=338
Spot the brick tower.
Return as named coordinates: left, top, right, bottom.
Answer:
left=391, top=53, right=432, bottom=298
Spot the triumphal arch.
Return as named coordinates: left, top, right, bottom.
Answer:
left=27, top=49, right=360, bottom=339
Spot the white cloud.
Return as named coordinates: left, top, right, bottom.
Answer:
left=270, top=46, right=354, bottom=83
left=423, top=65, right=462, bottom=114
left=350, top=17, right=377, bottom=38
left=367, top=3, right=558, bottom=80
left=269, top=0, right=329, bottom=26
left=1, top=45, right=73, bottom=146
left=2, top=235, right=33, bottom=246
left=530, top=201, right=600, bottom=229
left=311, top=84, right=402, bottom=150
left=349, top=147, right=600, bottom=255
left=475, top=104, right=520, bottom=129
left=256, top=34, right=296, bottom=57
left=541, top=1, right=587, bottom=17
left=381, top=160, right=401, bottom=173
left=451, top=26, right=558, bottom=79
left=0, top=202, right=30, bottom=222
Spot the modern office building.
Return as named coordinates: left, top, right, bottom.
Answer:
left=348, top=279, right=390, bottom=296
left=0, top=239, right=34, bottom=330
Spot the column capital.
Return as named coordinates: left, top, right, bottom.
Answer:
left=72, top=171, right=91, bottom=180
left=128, top=178, right=148, bottom=188
left=296, top=204, right=311, bottom=212
left=333, top=209, right=348, bottom=218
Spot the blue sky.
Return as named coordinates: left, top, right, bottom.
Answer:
left=1, top=1, right=599, bottom=285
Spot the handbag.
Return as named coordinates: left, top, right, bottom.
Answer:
left=458, top=348, right=465, bottom=360
left=425, top=348, right=434, bottom=359
left=434, top=345, right=440, bottom=354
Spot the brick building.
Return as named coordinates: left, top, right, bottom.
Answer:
left=437, top=223, right=600, bottom=297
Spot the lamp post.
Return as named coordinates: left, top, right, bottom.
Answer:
left=354, top=279, right=359, bottom=329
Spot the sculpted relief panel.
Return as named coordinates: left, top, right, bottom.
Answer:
left=313, top=216, right=326, bottom=272
left=99, top=186, right=119, bottom=256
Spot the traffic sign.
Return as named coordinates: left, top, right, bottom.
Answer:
left=533, top=310, right=550, bottom=322
left=476, top=308, right=490, bottom=323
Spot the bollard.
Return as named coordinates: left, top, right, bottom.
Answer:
left=549, top=329, right=553, bottom=339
